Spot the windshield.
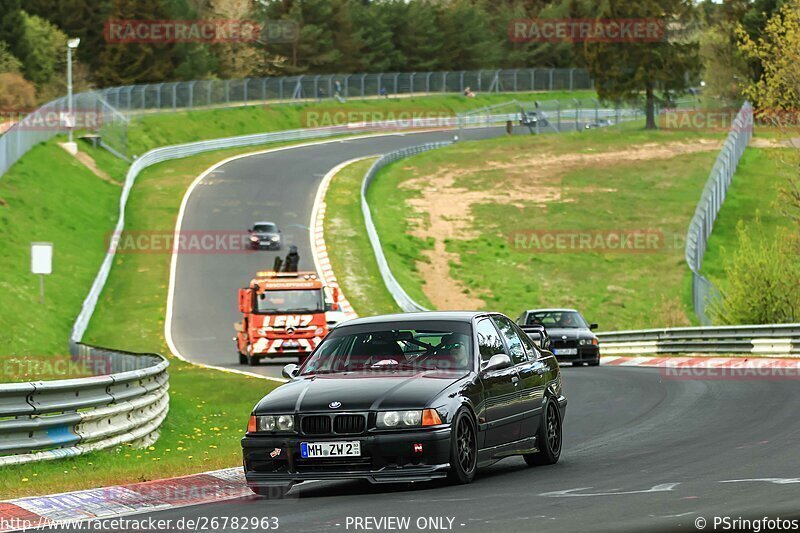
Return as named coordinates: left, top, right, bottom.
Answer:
left=253, top=224, right=277, bottom=233
left=300, top=321, right=474, bottom=375
left=255, top=289, right=323, bottom=313
left=525, top=311, right=588, bottom=329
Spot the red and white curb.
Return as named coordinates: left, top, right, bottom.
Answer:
left=601, top=355, right=800, bottom=369
left=0, top=468, right=249, bottom=531
left=310, top=157, right=376, bottom=322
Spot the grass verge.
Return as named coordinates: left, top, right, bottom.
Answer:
left=324, top=158, right=402, bottom=316
left=366, top=124, right=730, bottom=330
left=700, top=146, right=795, bottom=287
left=124, top=90, right=596, bottom=156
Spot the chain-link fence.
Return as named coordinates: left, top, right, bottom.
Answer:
left=93, top=68, right=592, bottom=117
left=0, top=68, right=592, bottom=181
left=685, top=101, right=752, bottom=325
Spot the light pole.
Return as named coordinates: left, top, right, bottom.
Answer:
left=67, top=38, right=80, bottom=149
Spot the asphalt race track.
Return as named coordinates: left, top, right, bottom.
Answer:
left=156, top=128, right=800, bottom=531
left=53, top=366, right=800, bottom=532
left=168, top=127, right=509, bottom=379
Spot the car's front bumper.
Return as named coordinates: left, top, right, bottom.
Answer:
left=552, top=344, right=599, bottom=363
left=242, top=426, right=452, bottom=487
left=251, top=241, right=281, bottom=250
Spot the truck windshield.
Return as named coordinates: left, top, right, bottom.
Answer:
left=255, top=289, right=324, bottom=313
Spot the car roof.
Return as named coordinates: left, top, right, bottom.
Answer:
left=340, top=311, right=489, bottom=327
left=253, top=221, right=277, bottom=226
left=524, top=308, right=579, bottom=313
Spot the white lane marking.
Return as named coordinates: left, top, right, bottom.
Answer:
left=720, top=478, right=800, bottom=485
left=309, top=155, right=378, bottom=314
left=539, top=483, right=680, bottom=497
left=164, top=129, right=457, bottom=378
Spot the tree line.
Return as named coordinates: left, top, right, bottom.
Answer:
left=0, top=0, right=785, bottom=107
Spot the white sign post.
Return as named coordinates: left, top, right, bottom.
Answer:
left=31, top=242, right=53, bottom=304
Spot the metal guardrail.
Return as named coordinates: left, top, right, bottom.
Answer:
left=361, top=143, right=452, bottom=313
left=597, top=323, right=800, bottom=356
left=0, top=343, right=169, bottom=466
left=0, top=67, right=592, bottom=181
left=685, top=102, right=753, bottom=324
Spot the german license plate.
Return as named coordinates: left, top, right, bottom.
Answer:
left=301, top=441, right=360, bottom=458
left=283, top=340, right=300, bottom=348
left=554, top=348, right=577, bottom=356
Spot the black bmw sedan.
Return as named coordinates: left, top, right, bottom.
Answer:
left=241, top=311, right=567, bottom=495
left=516, top=308, right=600, bottom=366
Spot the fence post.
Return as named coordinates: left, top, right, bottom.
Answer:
left=549, top=68, right=554, bottom=91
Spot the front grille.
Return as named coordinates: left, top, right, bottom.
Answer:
left=553, top=339, right=577, bottom=349
left=334, top=414, right=366, bottom=435
left=301, top=415, right=331, bottom=435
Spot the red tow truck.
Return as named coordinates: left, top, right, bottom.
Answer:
left=235, top=271, right=341, bottom=366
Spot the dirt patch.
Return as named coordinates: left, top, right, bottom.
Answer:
left=59, top=143, right=119, bottom=185
left=402, top=139, right=723, bottom=310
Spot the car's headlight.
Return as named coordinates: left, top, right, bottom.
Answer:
left=376, top=409, right=441, bottom=429
left=271, top=235, right=280, bottom=241
left=579, top=339, right=586, bottom=345
left=249, top=235, right=259, bottom=241
left=248, top=414, right=295, bottom=433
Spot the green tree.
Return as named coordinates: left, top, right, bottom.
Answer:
left=398, top=0, right=443, bottom=71
left=581, top=0, right=702, bottom=129
left=351, top=0, right=404, bottom=73
left=0, top=41, right=21, bottom=73
left=710, top=220, right=800, bottom=324
left=438, top=1, right=501, bottom=71
left=15, top=12, right=67, bottom=87
left=738, top=0, right=800, bottom=232
left=95, top=0, right=175, bottom=85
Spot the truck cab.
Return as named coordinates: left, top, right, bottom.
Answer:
left=235, top=271, right=341, bottom=366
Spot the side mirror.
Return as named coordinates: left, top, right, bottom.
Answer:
left=589, top=323, right=598, bottom=330
left=282, top=363, right=299, bottom=379
left=238, top=288, right=253, bottom=313
left=248, top=228, right=253, bottom=232
left=481, top=353, right=512, bottom=373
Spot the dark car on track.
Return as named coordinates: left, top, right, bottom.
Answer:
left=516, top=308, right=599, bottom=366
left=248, top=221, right=282, bottom=250
left=241, top=311, right=567, bottom=494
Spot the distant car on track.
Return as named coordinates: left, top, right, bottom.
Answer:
left=517, top=308, right=599, bottom=366
left=248, top=221, right=282, bottom=250
left=241, top=311, right=567, bottom=495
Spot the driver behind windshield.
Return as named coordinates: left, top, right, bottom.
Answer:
left=300, top=324, right=474, bottom=375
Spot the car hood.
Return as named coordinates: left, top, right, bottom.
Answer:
left=253, top=232, right=279, bottom=239
left=254, top=370, right=466, bottom=413
left=546, top=327, right=595, bottom=340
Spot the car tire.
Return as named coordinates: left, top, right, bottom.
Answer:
left=524, top=397, right=562, bottom=467
left=588, top=359, right=600, bottom=367
left=572, top=361, right=583, bottom=367
left=238, top=351, right=247, bottom=365
left=247, top=355, right=258, bottom=366
left=448, top=409, right=478, bottom=484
